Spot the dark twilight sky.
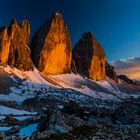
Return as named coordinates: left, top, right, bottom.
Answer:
left=0, top=0, right=140, bottom=62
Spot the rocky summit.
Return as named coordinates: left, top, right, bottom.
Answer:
left=31, top=11, right=72, bottom=75
left=73, top=32, right=106, bottom=81
left=0, top=19, right=33, bottom=71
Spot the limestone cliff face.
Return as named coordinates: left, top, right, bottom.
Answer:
left=73, top=32, right=106, bottom=81
left=31, top=12, right=72, bottom=75
left=0, top=27, right=10, bottom=65
left=0, top=19, right=33, bottom=71
left=21, top=20, right=30, bottom=44
left=105, top=62, right=118, bottom=83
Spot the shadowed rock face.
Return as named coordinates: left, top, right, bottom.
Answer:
left=106, top=62, right=118, bottom=83
left=0, top=19, right=33, bottom=71
left=118, top=75, right=136, bottom=85
left=73, top=32, right=106, bottom=81
left=31, top=12, right=72, bottom=75
left=71, top=60, right=77, bottom=73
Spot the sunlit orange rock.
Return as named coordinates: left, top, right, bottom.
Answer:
left=73, top=32, right=106, bottom=81
left=31, top=12, right=72, bottom=75
left=0, top=27, right=10, bottom=65
left=0, top=19, right=33, bottom=71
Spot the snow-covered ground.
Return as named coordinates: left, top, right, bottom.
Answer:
left=0, top=116, right=5, bottom=120
left=3, top=66, right=53, bottom=86
left=0, top=93, right=27, bottom=103
left=0, top=126, right=12, bottom=132
left=1, top=65, right=140, bottom=103
left=13, top=116, right=33, bottom=121
left=48, top=73, right=140, bottom=101
left=0, top=66, right=57, bottom=98
left=0, top=65, right=140, bottom=139
left=0, top=105, right=37, bottom=115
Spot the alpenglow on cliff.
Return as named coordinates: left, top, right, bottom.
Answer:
left=0, top=19, right=33, bottom=71
left=0, top=12, right=119, bottom=83
left=31, top=12, right=72, bottom=75
left=72, top=32, right=106, bottom=81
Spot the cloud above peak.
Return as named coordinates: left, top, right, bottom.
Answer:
left=112, top=57, right=140, bottom=80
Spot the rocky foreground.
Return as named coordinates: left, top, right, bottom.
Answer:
left=0, top=90, right=140, bottom=140
left=0, top=66, right=140, bottom=140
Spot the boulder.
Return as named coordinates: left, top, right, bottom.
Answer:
left=0, top=19, right=33, bottom=71
left=36, top=109, right=85, bottom=138
left=72, top=32, right=106, bottom=81
left=31, top=12, right=72, bottom=75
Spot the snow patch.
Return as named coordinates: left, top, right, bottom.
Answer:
left=0, top=126, right=12, bottom=132
left=0, top=116, right=5, bottom=120
left=0, top=93, right=27, bottom=102
left=13, top=116, right=33, bottom=121
left=48, top=73, right=140, bottom=101
left=0, top=106, right=37, bottom=115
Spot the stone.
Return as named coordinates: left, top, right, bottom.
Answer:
left=0, top=19, right=33, bottom=71
left=105, top=62, right=118, bottom=82
left=31, top=11, right=72, bottom=75
left=0, top=132, right=6, bottom=139
left=36, top=109, right=85, bottom=138
left=72, top=32, right=106, bottom=81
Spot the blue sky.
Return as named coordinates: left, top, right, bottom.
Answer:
left=0, top=0, right=140, bottom=61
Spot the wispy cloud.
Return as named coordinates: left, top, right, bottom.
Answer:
left=112, top=57, right=140, bottom=80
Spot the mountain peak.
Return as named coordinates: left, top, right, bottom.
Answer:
left=49, top=11, right=63, bottom=21
left=0, top=19, right=33, bottom=71
left=9, top=18, right=18, bottom=28
left=31, top=12, right=72, bottom=75
left=82, top=32, right=93, bottom=38
left=55, top=11, right=62, bottom=16
left=73, top=32, right=106, bottom=81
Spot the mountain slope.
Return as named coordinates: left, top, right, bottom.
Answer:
left=48, top=73, right=140, bottom=101
left=0, top=65, right=140, bottom=139
left=0, top=65, right=140, bottom=103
